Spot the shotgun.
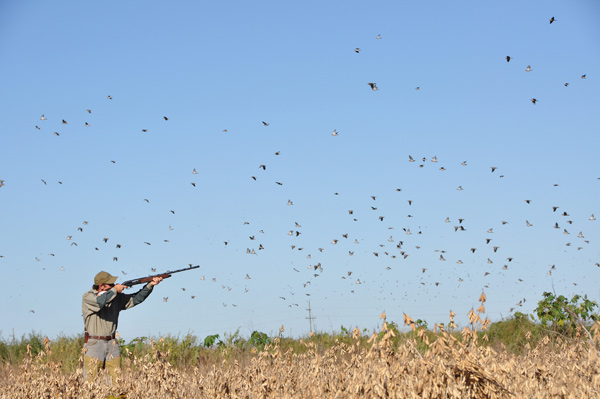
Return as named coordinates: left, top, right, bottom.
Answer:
left=121, top=265, right=200, bottom=287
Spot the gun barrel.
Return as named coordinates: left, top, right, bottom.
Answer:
left=166, top=265, right=200, bottom=275
left=121, top=265, right=199, bottom=287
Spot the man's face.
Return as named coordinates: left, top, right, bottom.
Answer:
left=98, top=283, right=114, bottom=292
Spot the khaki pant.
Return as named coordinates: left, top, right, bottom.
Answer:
left=83, top=338, right=121, bottom=384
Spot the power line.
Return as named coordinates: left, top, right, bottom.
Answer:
left=306, top=300, right=316, bottom=333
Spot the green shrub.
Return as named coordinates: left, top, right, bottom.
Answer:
left=203, top=334, right=222, bottom=348
left=248, top=331, right=270, bottom=348
left=486, top=312, right=542, bottom=354
left=535, top=292, right=599, bottom=334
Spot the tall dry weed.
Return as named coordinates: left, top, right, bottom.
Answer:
left=2, top=301, right=600, bottom=398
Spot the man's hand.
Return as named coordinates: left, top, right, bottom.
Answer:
left=149, top=276, right=163, bottom=286
left=114, top=284, right=128, bottom=293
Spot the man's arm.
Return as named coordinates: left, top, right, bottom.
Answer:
left=120, top=277, right=162, bottom=310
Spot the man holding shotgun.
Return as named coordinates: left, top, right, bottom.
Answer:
left=81, top=270, right=162, bottom=383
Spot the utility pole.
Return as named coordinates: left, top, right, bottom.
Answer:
left=306, top=300, right=316, bottom=333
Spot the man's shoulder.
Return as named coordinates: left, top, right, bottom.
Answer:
left=83, top=290, right=97, bottom=298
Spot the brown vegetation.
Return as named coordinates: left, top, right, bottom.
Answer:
left=2, top=296, right=600, bottom=398
left=2, top=322, right=600, bottom=398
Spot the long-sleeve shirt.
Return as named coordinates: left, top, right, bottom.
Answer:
left=82, top=284, right=154, bottom=336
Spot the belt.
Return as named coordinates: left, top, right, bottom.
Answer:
left=84, top=332, right=116, bottom=343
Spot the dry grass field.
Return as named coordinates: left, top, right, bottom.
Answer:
left=2, top=299, right=600, bottom=398
left=2, top=330, right=600, bottom=398
left=3, top=332, right=600, bottom=398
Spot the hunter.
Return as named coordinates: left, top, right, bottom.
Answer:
left=82, top=271, right=162, bottom=383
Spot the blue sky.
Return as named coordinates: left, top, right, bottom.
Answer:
left=1, top=1, right=599, bottom=340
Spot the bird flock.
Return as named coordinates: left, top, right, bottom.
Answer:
left=2, top=14, right=597, bottom=330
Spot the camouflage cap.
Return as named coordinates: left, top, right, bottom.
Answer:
left=94, top=271, right=118, bottom=285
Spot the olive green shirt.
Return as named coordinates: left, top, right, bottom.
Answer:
left=82, top=284, right=154, bottom=336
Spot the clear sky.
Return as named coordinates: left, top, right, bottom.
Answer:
left=1, top=1, right=599, bottom=341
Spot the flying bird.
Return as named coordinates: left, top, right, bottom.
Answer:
left=368, top=83, right=379, bottom=91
